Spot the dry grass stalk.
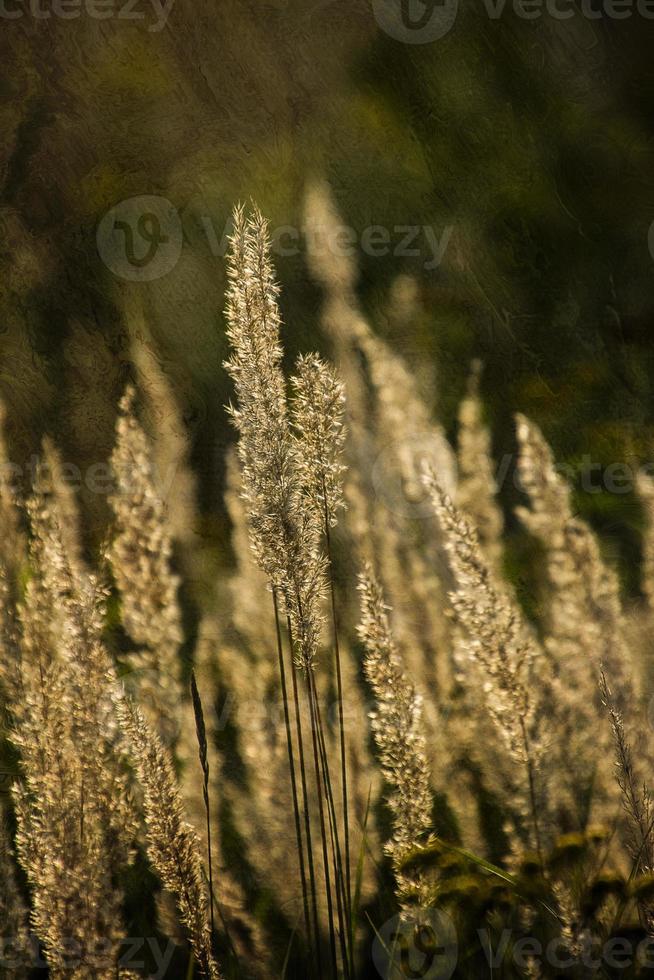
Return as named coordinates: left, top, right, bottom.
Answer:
left=190, top=670, right=215, bottom=939
left=225, top=204, right=359, bottom=976
left=291, top=352, right=346, bottom=530
left=109, top=384, right=184, bottom=742
left=456, top=360, right=504, bottom=569
left=515, top=413, right=631, bottom=692
left=357, top=564, right=433, bottom=913
left=303, top=180, right=456, bottom=765
left=128, top=316, right=198, bottom=549
left=224, top=204, right=327, bottom=673
left=515, top=413, right=634, bottom=825
left=116, top=693, right=221, bottom=980
left=0, top=804, right=28, bottom=977
left=224, top=448, right=277, bottom=658
left=224, top=205, right=322, bottom=963
left=11, top=481, right=134, bottom=978
left=291, top=351, right=352, bottom=933
left=600, top=670, right=654, bottom=876
left=424, top=470, right=549, bottom=855
left=6, top=196, right=654, bottom=977
left=176, top=624, right=269, bottom=971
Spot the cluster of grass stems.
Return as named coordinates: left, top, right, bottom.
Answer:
left=2, top=193, right=654, bottom=979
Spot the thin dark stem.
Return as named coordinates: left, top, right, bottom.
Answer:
left=205, top=788, right=214, bottom=939
left=305, top=669, right=339, bottom=980
left=272, top=588, right=313, bottom=968
left=288, top=621, right=322, bottom=976
left=310, top=669, right=352, bottom=980
left=323, top=498, right=353, bottom=938
left=190, top=671, right=215, bottom=942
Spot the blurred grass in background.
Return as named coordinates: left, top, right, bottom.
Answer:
left=1, top=0, right=654, bottom=593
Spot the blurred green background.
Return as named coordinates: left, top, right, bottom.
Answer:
left=1, top=0, right=654, bottom=591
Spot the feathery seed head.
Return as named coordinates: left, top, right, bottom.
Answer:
left=223, top=205, right=328, bottom=671
left=515, top=412, right=634, bottom=821
left=291, top=352, right=346, bottom=528
left=456, top=360, right=503, bottom=566
left=357, top=563, right=434, bottom=911
left=11, top=478, right=135, bottom=977
left=116, top=691, right=221, bottom=979
left=109, top=384, right=183, bottom=736
left=423, top=467, right=549, bottom=849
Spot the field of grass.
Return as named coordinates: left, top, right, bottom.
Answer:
left=3, top=4, right=654, bottom=978
left=2, top=197, right=654, bottom=978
